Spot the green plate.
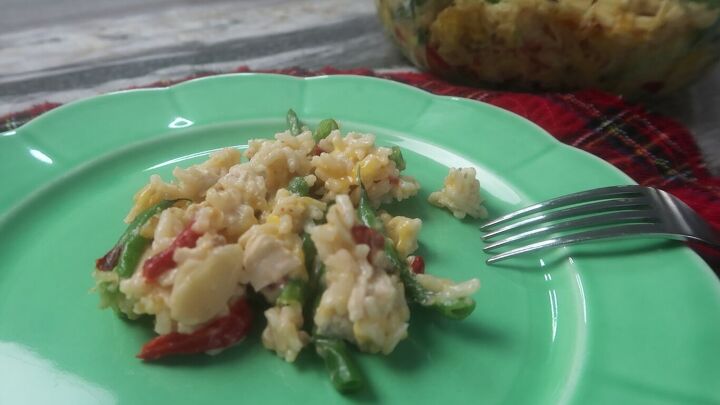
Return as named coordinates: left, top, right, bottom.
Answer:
left=1, top=74, right=719, bottom=404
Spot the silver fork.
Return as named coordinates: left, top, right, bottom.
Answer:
left=480, top=185, right=720, bottom=264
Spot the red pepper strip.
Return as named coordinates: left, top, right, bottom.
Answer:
left=410, top=256, right=425, bottom=274
left=142, top=223, right=201, bottom=282
left=137, top=298, right=252, bottom=361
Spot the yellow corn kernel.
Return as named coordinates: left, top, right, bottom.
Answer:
left=325, top=176, right=352, bottom=193
left=266, top=214, right=281, bottom=225
left=358, top=155, right=384, bottom=182
left=387, top=216, right=421, bottom=258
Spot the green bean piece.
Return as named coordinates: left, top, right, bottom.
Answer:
left=131, top=199, right=179, bottom=229
left=309, top=261, right=325, bottom=308
left=310, top=263, right=326, bottom=311
left=306, top=235, right=363, bottom=393
left=305, top=262, right=326, bottom=334
left=313, top=119, right=339, bottom=143
left=277, top=279, right=309, bottom=306
left=389, top=146, right=406, bottom=171
left=314, top=336, right=364, bottom=393
left=385, top=239, right=427, bottom=302
left=302, top=232, right=317, bottom=274
left=96, top=199, right=182, bottom=277
left=96, top=280, right=138, bottom=319
left=300, top=233, right=323, bottom=332
left=308, top=253, right=363, bottom=392
left=357, top=176, right=384, bottom=232
left=287, top=109, right=302, bottom=136
left=287, top=176, right=310, bottom=196
left=435, top=297, right=477, bottom=320
left=358, top=175, right=475, bottom=318
left=385, top=239, right=476, bottom=320
left=116, top=236, right=151, bottom=278
left=430, top=288, right=476, bottom=320
left=357, top=174, right=476, bottom=320
left=276, top=234, right=316, bottom=317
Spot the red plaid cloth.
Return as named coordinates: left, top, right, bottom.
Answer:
left=3, top=68, right=719, bottom=268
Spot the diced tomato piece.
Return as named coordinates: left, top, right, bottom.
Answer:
left=351, top=225, right=387, bottom=262
left=312, top=145, right=324, bottom=156
left=143, top=223, right=201, bottom=282
left=137, top=298, right=252, bottom=360
left=410, top=256, right=425, bottom=274
left=351, top=225, right=386, bottom=250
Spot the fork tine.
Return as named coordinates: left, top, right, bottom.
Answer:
left=482, top=196, right=648, bottom=241
left=486, top=223, right=665, bottom=264
left=483, top=210, right=657, bottom=252
left=480, top=185, right=643, bottom=231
